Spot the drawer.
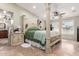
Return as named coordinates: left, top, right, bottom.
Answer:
left=11, top=34, right=18, bottom=43
left=19, top=34, right=24, bottom=42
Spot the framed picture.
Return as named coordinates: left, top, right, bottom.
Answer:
left=0, top=23, right=6, bottom=29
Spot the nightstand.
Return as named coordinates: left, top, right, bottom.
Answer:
left=11, top=33, right=24, bottom=46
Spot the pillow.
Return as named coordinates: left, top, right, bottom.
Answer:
left=27, top=27, right=40, bottom=31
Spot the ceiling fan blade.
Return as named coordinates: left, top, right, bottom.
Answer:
left=60, top=12, right=66, bottom=16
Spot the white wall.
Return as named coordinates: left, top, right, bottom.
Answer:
left=0, top=3, right=38, bottom=28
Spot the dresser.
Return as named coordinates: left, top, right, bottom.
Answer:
left=0, top=30, right=8, bottom=38
left=11, top=33, right=24, bottom=46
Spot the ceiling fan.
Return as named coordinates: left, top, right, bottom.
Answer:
left=53, top=11, right=66, bottom=16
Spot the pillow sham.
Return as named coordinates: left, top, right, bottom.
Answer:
left=27, top=27, right=40, bottom=31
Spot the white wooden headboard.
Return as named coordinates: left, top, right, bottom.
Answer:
left=23, top=18, right=38, bottom=32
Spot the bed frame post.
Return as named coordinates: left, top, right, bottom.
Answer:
left=45, top=3, right=51, bottom=54
left=58, top=15, right=62, bottom=41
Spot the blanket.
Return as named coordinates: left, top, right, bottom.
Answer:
left=34, top=31, right=46, bottom=45
left=24, top=27, right=46, bottom=46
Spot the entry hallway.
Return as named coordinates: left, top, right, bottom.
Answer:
left=0, top=39, right=79, bottom=56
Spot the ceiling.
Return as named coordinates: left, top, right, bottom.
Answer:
left=17, top=3, right=79, bottom=19
left=17, top=3, right=45, bottom=19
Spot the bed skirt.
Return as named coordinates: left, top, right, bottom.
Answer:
left=25, top=39, right=45, bottom=50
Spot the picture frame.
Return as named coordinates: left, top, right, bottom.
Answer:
left=0, top=23, right=6, bottom=29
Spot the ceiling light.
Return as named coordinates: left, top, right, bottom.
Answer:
left=71, top=7, right=75, bottom=10
left=43, top=14, right=46, bottom=18
left=71, top=7, right=76, bottom=12
left=33, top=5, right=36, bottom=9
left=3, top=10, right=6, bottom=14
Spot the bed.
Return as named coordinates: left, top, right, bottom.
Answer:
left=24, top=27, right=61, bottom=50
left=23, top=4, right=61, bottom=53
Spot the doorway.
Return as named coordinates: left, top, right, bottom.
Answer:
left=62, top=19, right=74, bottom=40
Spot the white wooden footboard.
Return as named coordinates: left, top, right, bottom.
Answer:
left=45, top=35, right=61, bottom=53
left=49, top=35, right=61, bottom=46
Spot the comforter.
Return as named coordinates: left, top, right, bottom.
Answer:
left=24, top=27, right=46, bottom=46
